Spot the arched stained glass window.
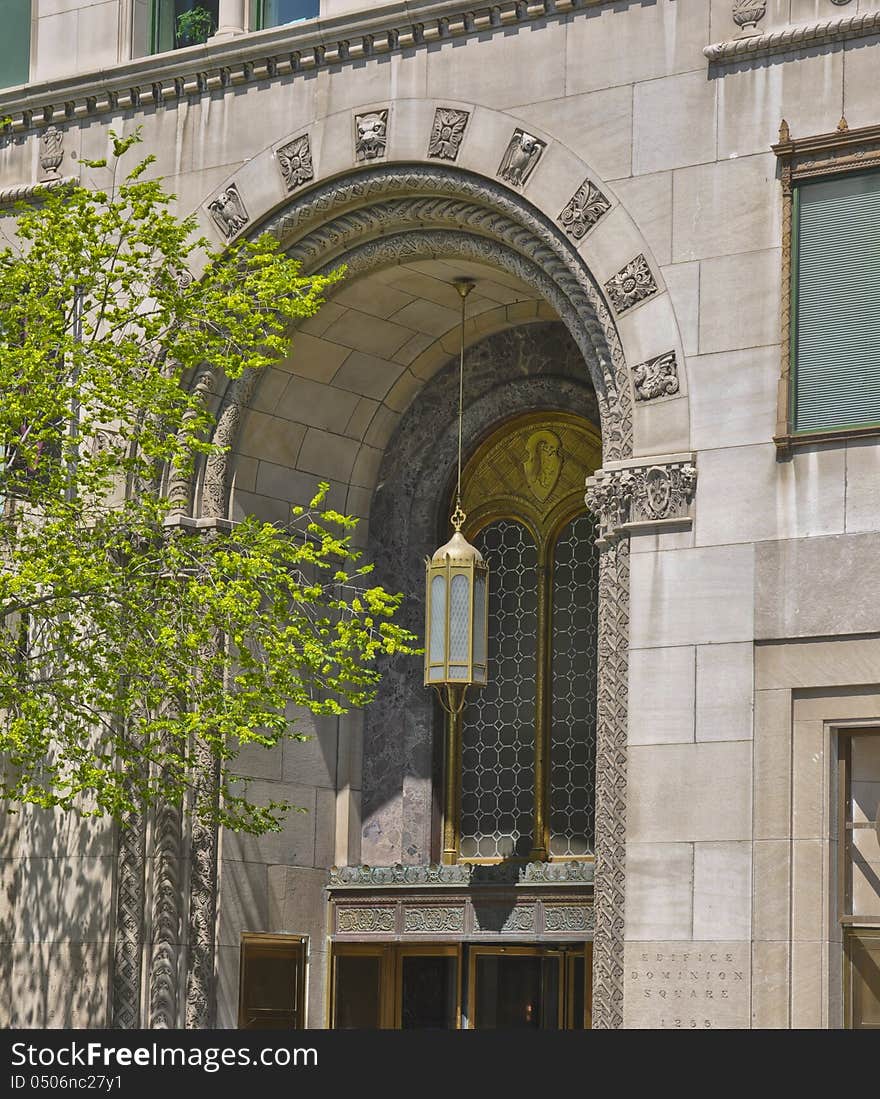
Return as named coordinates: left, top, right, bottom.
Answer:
left=442, top=412, right=601, bottom=864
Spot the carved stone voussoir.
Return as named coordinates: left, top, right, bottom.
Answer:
left=276, top=134, right=314, bottom=192
left=604, top=255, right=658, bottom=314
left=497, top=129, right=545, bottom=188
left=428, top=108, right=469, bottom=161
left=558, top=178, right=611, bottom=240
left=586, top=461, right=697, bottom=544
left=207, top=184, right=249, bottom=239
left=355, top=109, right=388, bottom=162
left=632, top=351, right=680, bottom=401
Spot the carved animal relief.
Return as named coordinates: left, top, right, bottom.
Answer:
left=428, top=108, right=469, bottom=160
left=604, top=254, right=658, bottom=314
left=355, top=110, right=388, bottom=162
left=207, top=184, right=249, bottom=239
left=277, top=134, right=314, bottom=191
left=498, top=128, right=545, bottom=187
left=558, top=179, right=611, bottom=240
left=632, top=351, right=680, bottom=401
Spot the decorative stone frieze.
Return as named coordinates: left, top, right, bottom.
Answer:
left=473, top=904, right=536, bottom=933
left=403, top=907, right=465, bottom=933
left=428, top=108, right=469, bottom=160
left=497, top=129, right=545, bottom=187
left=603, top=255, right=658, bottom=314
left=328, top=860, right=594, bottom=888
left=558, top=179, right=611, bottom=240
left=586, top=459, right=697, bottom=545
left=631, top=351, right=680, bottom=401
left=337, top=906, right=395, bottom=933
left=355, top=110, right=388, bottom=162
left=39, top=125, right=63, bottom=179
left=545, top=905, right=594, bottom=933
left=731, top=0, right=766, bottom=30
left=704, top=10, right=880, bottom=63
left=207, top=184, right=249, bottom=238
left=0, top=177, right=76, bottom=206
left=276, top=134, right=314, bottom=191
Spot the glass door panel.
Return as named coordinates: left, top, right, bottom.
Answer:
left=472, top=949, right=561, bottom=1029
left=332, top=953, right=384, bottom=1029
left=399, top=952, right=459, bottom=1030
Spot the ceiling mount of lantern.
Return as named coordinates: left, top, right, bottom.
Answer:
left=423, top=277, right=490, bottom=717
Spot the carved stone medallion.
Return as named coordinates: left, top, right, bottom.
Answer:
left=631, top=351, right=679, bottom=401
left=523, top=428, right=563, bottom=502
left=276, top=134, right=314, bottom=192
left=355, top=110, right=388, bottom=162
left=603, top=255, right=658, bottom=314
left=558, top=179, right=611, bottom=240
left=497, top=129, right=545, bottom=187
left=428, top=108, right=469, bottom=161
left=207, top=184, right=249, bottom=239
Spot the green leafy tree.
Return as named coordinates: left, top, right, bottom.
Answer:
left=0, top=132, right=417, bottom=834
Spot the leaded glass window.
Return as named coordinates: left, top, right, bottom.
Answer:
left=444, top=412, right=601, bottom=863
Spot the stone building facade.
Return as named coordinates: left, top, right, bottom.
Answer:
left=2, top=0, right=880, bottom=1029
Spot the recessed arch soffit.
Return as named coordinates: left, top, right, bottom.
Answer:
left=199, top=102, right=691, bottom=518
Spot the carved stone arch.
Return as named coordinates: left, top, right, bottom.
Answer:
left=178, top=110, right=697, bottom=1032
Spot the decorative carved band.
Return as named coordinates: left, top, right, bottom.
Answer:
left=0, top=176, right=76, bottom=206
left=337, top=907, right=396, bottom=933
left=705, top=11, right=880, bottom=64
left=328, top=860, right=595, bottom=888
left=472, top=904, right=536, bottom=933
left=545, top=905, right=594, bottom=932
left=111, top=809, right=147, bottom=1028
left=586, top=460, right=697, bottom=546
left=403, top=907, right=465, bottom=933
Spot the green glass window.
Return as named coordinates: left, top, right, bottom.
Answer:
left=793, top=170, right=880, bottom=433
left=254, top=0, right=319, bottom=29
left=0, top=1, right=30, bottom=90
left=151, top=0, right=219, bottom=53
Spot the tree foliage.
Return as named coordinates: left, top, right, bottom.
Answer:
left=0, top=133, right=417, bottom=833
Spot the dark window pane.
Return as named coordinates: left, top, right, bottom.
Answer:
left=474, top=954, right=558, bottom=1029
left=153, top=0, right=220, bottom=53
left=400, top=955, right=457, bottom=1029
left=0, top=0, right=29, bottom=89
left=570, top=954, right=585, bottom=1029
left=239, top=937, right=303, bottom=1030
left=334, top=955, right=382, bottom=1029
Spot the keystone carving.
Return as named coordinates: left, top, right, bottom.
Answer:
left=355, top=110, right=388, bottom=162
left=586, top=461, right=697, bottom=544
left=604, top=254, right=658, bottom=314
left=558, top=179, right=611, bottom=240
left=428, top=108, right=469, bottom=161
left=207, top=184, right=249, bottom=238
left=497, top=128, right=545, bottom=187
left=276, top=134, right=314, bottom=191
left=632, top=351, right=680, bottom=401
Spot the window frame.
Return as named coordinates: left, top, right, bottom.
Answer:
left=237, top=932, right=307, bottom=1030
left=773, top=118, right=880, bottom=454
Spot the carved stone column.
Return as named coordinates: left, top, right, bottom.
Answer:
left=585, top=457, right=696, bottom=1029
left=211, top=0, right=246, bottom=40
left=111, top=807, right=147, bottom=1028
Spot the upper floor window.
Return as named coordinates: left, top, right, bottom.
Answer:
left=152, top=1, right=219, bottom=52
left=793, top=170, right=880, bottom=434
left=441, top=412, right=601, bottom=864
left=253, top=0, right=319, bottom=30
left=0, top=0, right=30, bottom=90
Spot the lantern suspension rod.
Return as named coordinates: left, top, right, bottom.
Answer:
left=453, top=277, right=475, bottom=528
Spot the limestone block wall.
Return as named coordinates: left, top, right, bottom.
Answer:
left=1, top=0, right=880, bottom=1028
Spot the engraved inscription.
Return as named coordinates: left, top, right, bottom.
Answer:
left=624, top=944, right=750, bottom=1029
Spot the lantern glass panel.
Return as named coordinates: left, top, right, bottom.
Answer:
left=449, top=573, right=470, bottom=670
left=473, top=570, right=488, bottom=683
left=428, top=573, right=447, bottom=682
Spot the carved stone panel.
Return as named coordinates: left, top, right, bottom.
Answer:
left=558, top=179, right=611, bottom=240
left=497, top=129, right=545, bottom=188
left=355, top=110, right=388, bottom=162
left=544, top=905, right=594, bottom=933
left=428, top=108, right=469, bottom=161
left=207, top=184, right=249, bottom=239
left=337, top=906, right=395, bottom=933
left=586, top=461, right=697, bottom=544
left=604, top=255, right=658, bottom=314
left=472, top=903, right=536, bottom=933
left=403, top=906, right=465, bottom=933
left=632, top=351, right=680, bottom=401
left=39, top=126, right=63, bottom=180
left=276, top=134, right=314, bottom=192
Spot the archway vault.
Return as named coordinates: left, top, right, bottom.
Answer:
left=139, top=100, right=697, bottom=1034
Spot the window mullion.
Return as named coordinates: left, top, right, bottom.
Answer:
left=531, top=539, right=552, bottom=862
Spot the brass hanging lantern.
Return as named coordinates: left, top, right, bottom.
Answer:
left=424, top=278, right=489, bottom=716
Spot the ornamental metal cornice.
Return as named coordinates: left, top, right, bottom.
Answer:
left=327, top=860, right=594, bottom=889
left=586, top=456, right=697, bottom=546
left=0, top=0, right=635, bottom=133
left=704, top=11, right=880, bottom=65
